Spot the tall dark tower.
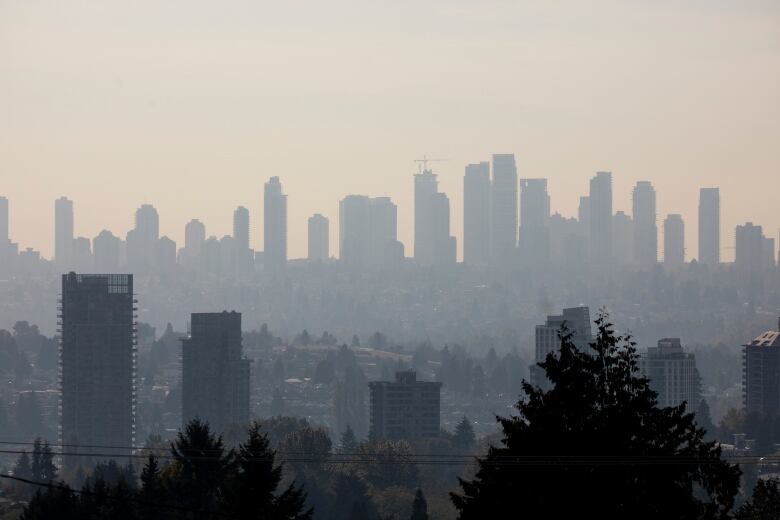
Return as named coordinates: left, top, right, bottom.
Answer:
left=59, top=273, right=136, bottom=461
left=182, top=312, right=250, bottom=432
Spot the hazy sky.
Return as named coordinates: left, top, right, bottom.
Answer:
left=1, top=0, right=778, bottom=261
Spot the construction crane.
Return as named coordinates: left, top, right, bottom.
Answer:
left=413, top=155, right=446, bottom=174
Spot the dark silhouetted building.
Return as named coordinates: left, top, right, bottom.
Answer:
left=491, top=154, right=518, bottom=265
left=463, top=162, right=491, bottom=266
left=639, top=338, right=701, bottom=409
left=60, top=273, right=136, bottom=460
left=743, top=318, right=780, bottom=417
left=182, top=312, right=250, bottom=432
left=308, top=213, right=329, bottom=262
left=530, top=306, right=592, bottom=391
left=698, top=187, right=720, bottom=267
left=264, top=177, right=287, bottom=271
left=369, top=370, right=441, bottom=440
left=663, top=214, right=685, bottom=270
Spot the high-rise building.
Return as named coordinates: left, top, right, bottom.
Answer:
left=308, top=214, right=329, bottom=262
left=463, top=162, right=491, bottom=266
left=369, top=370, right=441, bottom=440
left=518, top=179, right=550, bottom=267
left=71, top=237, right=93, bottom=272
left=529, top=307, right=592, bottom=391
left=233, top=206, right=252, bottom=277
left=93, top=231, right=121, bottom=272
left=736, top=222, right=774, bottom=273
left=589, top=172, right=613, bottom=264
left=182, top=219, right=206, bottom=268
left=60, top=273, right=136, bottom=461
left=491, top=154, right=518, bottom=264
left=55, top=197, right=74, bottom=269
left=632, top=181, right=657, bottom=267
left=698, top=188, right=720, bottom=267
left=181, top=312, right=250, bottom=433
left=663, top=214, right=685, bottom=270
left=126, top=204, right=160, bottom=273
left=340, top=195, right=403, bottom=269
left=743, top=318, right=780, bottom=417
left=264, top=177, right=287, bottom=271
left=639, top=338, right=701, bottom=409
left=414, top=169, right=455, bottom=266
left=612, top=211, right=633, bottom=266
left=0, top=196, right=8, bottom=244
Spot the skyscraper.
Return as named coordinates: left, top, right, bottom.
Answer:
left=414, top=168, right=455, bottom=266
left=181, top=312, right=250, bottom=433
left=612, top=211, right=633, bottom=266
left=529, top=306, right=592, bottom=391
left=126, top=204, right=159, bottom=273
left=589, top=172, right=613, bottom=264
left=93, top=230, right=121, bottom=272
left=308, top=214, right=329, bottom=262
left=632, top=181, right=657, bottom=267
left=736, top=222, right=774, bottom=273
left=55, top=197, right=74, bottom=269
left=663, top=214, right=685, bottom=270
left=60, top=273, right=135, bottom=461
left=518, top=178, right=550, bottom=267
left=264, top=177, right=287, bottom=271
left=698, top=188, right=720, bottom=267
left=340, top=195, right=403, bottom=269
left=0, top=196, right=8, bottom=244
left=369, top=371, right=441, bottom=440
left=639, top=338, right=701, bottom=409
left=463, top=162, right=491, bottom=266
left=491, top=154, right=518, bottom=265
left=182, top=219, right=206, bottom=267
left=233, top=206, right=251, bottom=277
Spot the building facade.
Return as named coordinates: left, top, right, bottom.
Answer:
left=414, top=169, right=456, bottom=266
left=639, top=338, right=701, bottom=409
left=181, top=311, right=250, bottom=432
left=463, top=162, right=491, bottom=266
left=60, top=273, right=136, bottom=460
left=308, top=213, right=329, bottom=262
left=264, top=176, right=288, bottom=271
left=663, top=214, right=685, bottom=270
left=529, top=306, right=593, bottom=391
left=589, top=172, right=613, bottom=265
left=698, top=187, right=720, bottom=267
left=518, top=178, right=550, bottom=268
left=632, top=181, right=657, bottom=267
left=55, top=197, right=74, bottom=270
left=743, top=319, right=780, bottom=417
left=491, top=154, right=518, bottom=265
left=369, top=370, right=441, bottom=440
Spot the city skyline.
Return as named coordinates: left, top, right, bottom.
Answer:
left=2, top=2, right=778, bottom=262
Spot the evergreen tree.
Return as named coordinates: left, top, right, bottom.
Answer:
left=453, top=416, right=476, bottom=452
left=339, top=425, right=358, bottom=454
left=734, top=478, right=780, bottom=519
left=30, top=438, right=57, bottom=483
left=14, top=450, right=32, bottom=479
left=410, top=489, right=429, bottom=520
left=138, top=455, right=167, bottom=520
left=328, top=471, right=375, bottom=520
left=170, top=419, right=235, bottom=520
left=451, top=312, right=741, bottom=520
left=20, top=486, right=80, bottom=520
left=220, top=423, right=311, bottom=519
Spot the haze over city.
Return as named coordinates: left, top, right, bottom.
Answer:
left=2, top=1, right=779, bottom=260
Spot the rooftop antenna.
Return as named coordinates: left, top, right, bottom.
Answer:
left=413, top=155, right=446, bottom=174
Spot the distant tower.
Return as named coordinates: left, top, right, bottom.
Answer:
left=491, top=154, right=518, bottom=265
left=369, top=371, right=442, bottom=440
left=414, top=168, right=455, bottom=266
left=233, top=206, right=250, bottom=252
left=340, top=196, right=402, bottom=269
left=736, top=222, right=774, bottom=274
left=181, top=312, right=250, bottom=433
left=640, top=338, right=701, bottom=409
left=698, top=188, right=720, bottom=266
left=663, top=214, right=685, bottom=270
left=0, top=196, right=8, bottom=244
left=530, top=307, right=593, bottom=392
left=589, top=172, right=613, bottom=265
left=518, top=178, right=550, bottom=267
left=308, top=214, right=329, bottom=262
left=632, top=181, right=657, bottom=267
left=612, top=211, right=633, bottom=266
left=463, top=162, right=491, bottom=266
left=60, top=273, right=136, bottom=462
left=127, top=204, right=159, bottom=273
left=93, top=230, right=121, bottom=272
left=264, top=177, right=288, bottom=270
left=55, top=197, right=74, bottom=269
